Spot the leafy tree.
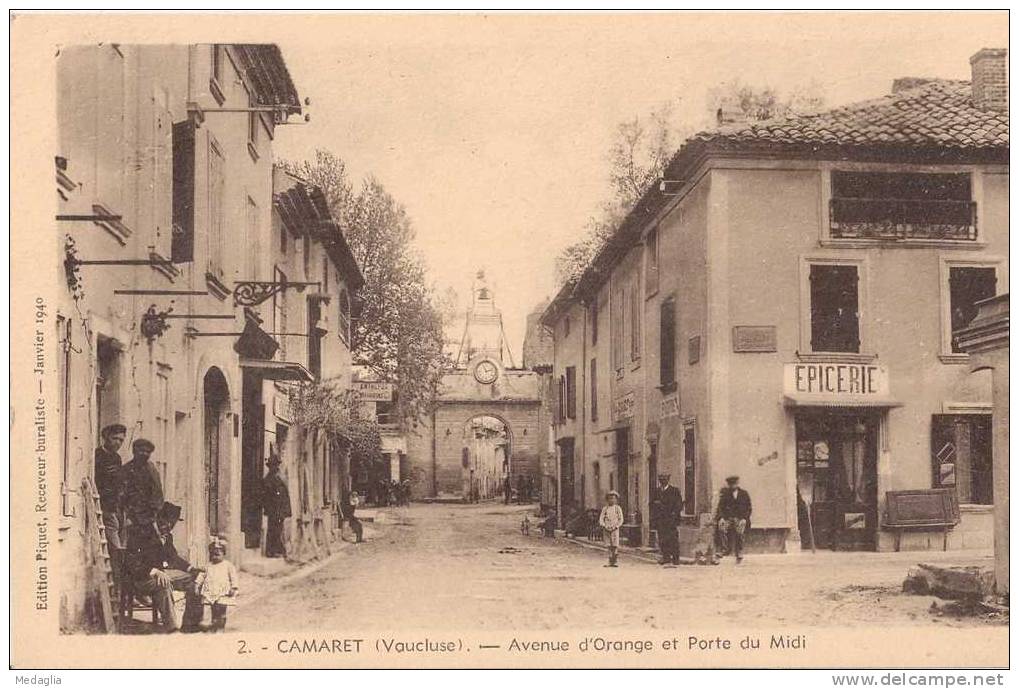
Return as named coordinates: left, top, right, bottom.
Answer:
left=554, top=83, right=825, bottom=287
left=286, top=150, right=451, bottom=427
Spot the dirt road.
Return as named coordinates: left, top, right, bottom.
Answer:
left=231, top=502, right=1005, bottom=633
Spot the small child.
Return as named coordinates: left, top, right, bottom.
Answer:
left=195, top=539, right=239, bottom=631
left=599, top=491, right=625, bottom=567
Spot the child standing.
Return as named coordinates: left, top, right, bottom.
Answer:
left=195, top=539, right=239, bottom=631
left=599, top=491, right=625, bottom=567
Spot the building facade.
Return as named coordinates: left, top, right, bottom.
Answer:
left=544, top=49, right=1008, bottom=554
left=56, top=43, right=361, bottom=630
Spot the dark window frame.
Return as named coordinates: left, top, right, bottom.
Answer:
left=809, top=263, right=861, bottom=354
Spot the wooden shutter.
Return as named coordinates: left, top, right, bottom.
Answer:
left=660, top=298, right=676, bottom=386
left=566, top=366, right=577, bottom=420
left=171, top=120, right=196, bottom=263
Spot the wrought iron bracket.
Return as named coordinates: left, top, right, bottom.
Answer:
left=232, top=280, right=321, bottom=307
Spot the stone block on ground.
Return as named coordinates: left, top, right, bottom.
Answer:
left=903, top=563, right=995, bottom=599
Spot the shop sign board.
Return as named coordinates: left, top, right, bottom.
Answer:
left=783, top=362, right=889, bottom=399
left=273, top=395, right=293, bottom=422
left=733, top=326, right=777, bottom=352
left=355, top=381, right=394, bottom=402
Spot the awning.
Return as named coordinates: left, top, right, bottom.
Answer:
left=783, top=394, right=902, bottom=409
left=239, top=358, right=314, bottom=382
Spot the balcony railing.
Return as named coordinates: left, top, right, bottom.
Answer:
left=829, top=198, right=977, bottom=241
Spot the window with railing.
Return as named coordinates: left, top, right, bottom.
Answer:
left=829, top=171, right=976, bottom=241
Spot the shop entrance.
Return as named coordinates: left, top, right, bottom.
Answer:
left=795, top=411, right=879, bottom=551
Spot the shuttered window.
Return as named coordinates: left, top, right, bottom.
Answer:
left=660, top=297, right=676, bottom=388
left=565, top=366, right=577, bottom=420
left=170, top=120, right=196, bottom=262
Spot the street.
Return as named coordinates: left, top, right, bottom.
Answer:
left=232, top=503, right=1005, bottom=632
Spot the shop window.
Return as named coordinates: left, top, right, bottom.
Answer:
left=829, top=171, right=976, bottom=241
left=659, top=297, right=676, bottom=389
left=809, top=264, right=860, bottom=353
left=948, top=267, right=997, bottom=353
left=565, top=366, right=577, bottom=420
left=931, top=415, right=993, bottom=505
left=589, top=358, right=598, bottom=422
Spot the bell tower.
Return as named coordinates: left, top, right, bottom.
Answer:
left=455, top=270, right=514, bottom=368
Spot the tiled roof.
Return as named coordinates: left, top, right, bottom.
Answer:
left=691, top=79, right=1007, bottom=153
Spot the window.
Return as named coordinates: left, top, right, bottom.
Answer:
left=589, top=299, right=598, bottom=345
left=659, top=297, right=676, bottom=388
left=932, top=414, right=992, bottom=504
left=645, top=228, right=659, bottom=295
left=96, top=337, right=122, bottom=444
left=247, top=94, right=260, bottom=158
left=150, top=87, right=172, bottom=246
left=565, top=366, right=577, bottom=420
left=809, top=264, right=860, bottom=353
left=323, top=256, right=330, bottom=293
left=338, top=289, right=351, bottom=345
left=563, top=316, right=570, bottom=338
left=829, top=171, right=976, bottom=241
left=155, top=366, right=173, bottom=499
left=171, top=120, right=196, bottom=262
left=555, top=375, right=566, bottom=424
left=210, top=45, right=226, bottom=104
left=303, top=235, right=311, bottom=278
left=949, top=267, right=997, bottom=353
left=612, top=286, right=625, bottom=372
left=589, top=358, right=598, bottom=422
left=307, top=297, right=322, bottom=379
left=630, top=280, right=641, bottom=361
left=207, top=139, right=226, bottom=278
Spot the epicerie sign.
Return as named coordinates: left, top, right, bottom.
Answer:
left=355, top=381, right=394, bottom=402
left=783, top=363, right=889, bottom=397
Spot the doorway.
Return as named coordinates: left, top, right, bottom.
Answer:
left=203, top=368, right=230, bottom=537
left=795, top=411, right=879, bottom=551
left=241, top=370, right=264, bottom=550
left=614, top=428, right=630, bottom=519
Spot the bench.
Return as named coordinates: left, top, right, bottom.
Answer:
left=883, top=489, right=960, bottom=552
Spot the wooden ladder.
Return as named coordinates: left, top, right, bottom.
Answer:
left=81, top=476, right=116, bottom=633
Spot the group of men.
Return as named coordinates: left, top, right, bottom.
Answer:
left=651, top=473, right=753, bottom=566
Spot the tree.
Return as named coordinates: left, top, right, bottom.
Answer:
left=287, top=150, right=451, bottom=427
left=554, top=82, right=825, bottom=287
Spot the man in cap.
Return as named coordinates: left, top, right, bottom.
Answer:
left=121, top=438, right=164, bottom=539
left=716, top=475, right=752, bottom=562
left=654, top=473, right=684, bottom=566
left=261, top=450, right=292, bottom=558
left=123, top=501, right=204, bottom=633
left=94, top=424, right=127, bottom=576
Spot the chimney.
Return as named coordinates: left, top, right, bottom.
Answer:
left=970, top=48, right=1008, bottom=110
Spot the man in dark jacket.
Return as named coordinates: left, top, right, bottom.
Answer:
left=341, top=490, right=364, bottom=543
left=94, top=424, right=127, bottom=573
left=124, top=502, right=203, bottom=633
left=654, top=473, right=683, bottom=566
left=716, top=475, right=752, bottom=562
left=121, top=438, right=163, bottom=537
left=262, top=453, right=292, bottom=558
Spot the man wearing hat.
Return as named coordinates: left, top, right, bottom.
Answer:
left=261, top=449, right=292, bottom=558
left=123, top=501, right=205, bottom=633
left=94, top=424, right=127, bottom=576
left=654, top=473, right=684, bottom=566
left=716, top=475, right=752, bottom=562
left=120, top=438, right=164, bottom=538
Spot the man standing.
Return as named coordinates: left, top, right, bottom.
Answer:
left=123, top=502, right=204, bottom=633
left=716, top=475, right=752, bottom=563
left=262, top=453, right=292, bottom=558
left=120, top=438, right=163, bottom=538
left=341, top=490, right=364, bottom=543
left=94, top=424, right=127, bottom=576
left=654, top=473, right=683, bottom=566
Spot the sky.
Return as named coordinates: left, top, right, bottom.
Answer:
left=271, top=12, right=1008, bottom=364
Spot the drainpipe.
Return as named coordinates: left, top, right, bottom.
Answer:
left=580, top=299, right=588, bottom=511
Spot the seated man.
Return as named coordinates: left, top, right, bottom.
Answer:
left=123, top=502, right=204, bottom=633
left=716, top=475, right=753, bottom=563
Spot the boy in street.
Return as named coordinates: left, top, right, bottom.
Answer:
left=599, top=490, right=625, bottom=567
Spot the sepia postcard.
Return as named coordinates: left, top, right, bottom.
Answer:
left=9, top=11, right=1010, bottom=671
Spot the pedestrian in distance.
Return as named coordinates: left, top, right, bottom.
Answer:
left=342, top=490, right=364, bottom=543
left=716, top=475, right=752, bottom=563
left=599, top=491, right=625, bottom=567
left=261, top=451, right=292, bottom=558
left=654, top=473, right=683, bottom=567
